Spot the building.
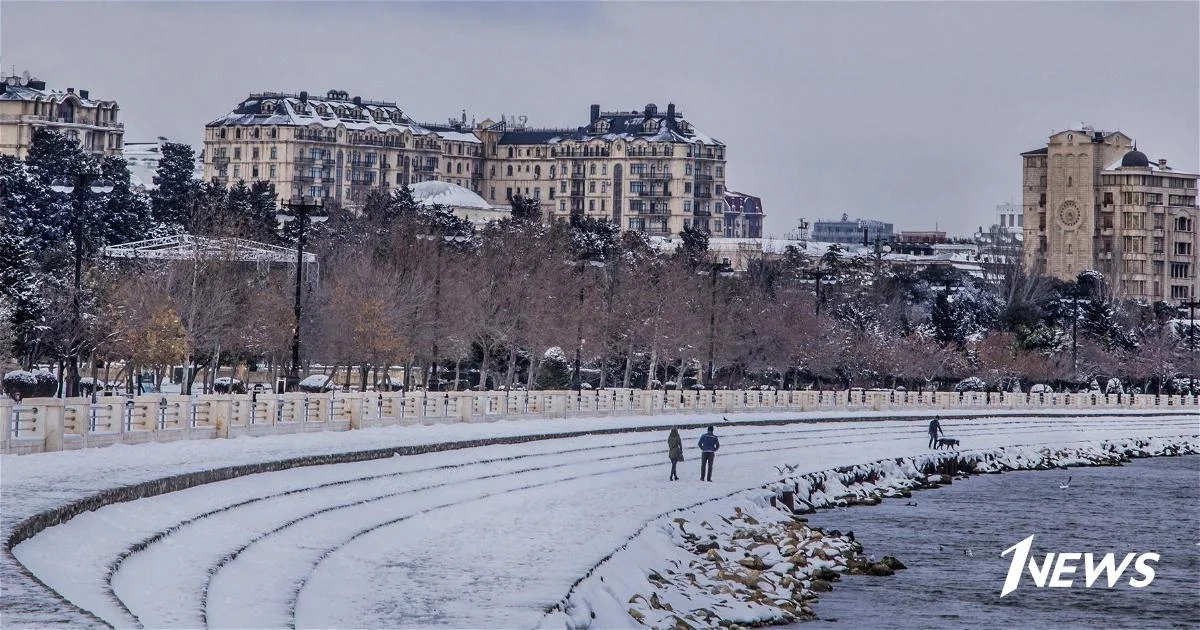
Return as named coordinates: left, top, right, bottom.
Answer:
left=722, top=190, right=764, bottom=238
left=0, top=73, right=123, bottom=159
left=204, top=95, right=741, bottom=236
left=123, top=137, right=205, bottom=190
left=410, top=180, right=509, bottom=225
left=896, top=230, right=947, bottom=244
left=811, top=214, right=894, bottom=245
left=204, top=90, right=482, bottom=210
left=995, top=202, right=1023, bottom=238
left=1021, top=126, right=1198, bottom=302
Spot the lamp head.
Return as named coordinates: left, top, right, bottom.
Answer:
left=50, top=178, right=74, bottom=194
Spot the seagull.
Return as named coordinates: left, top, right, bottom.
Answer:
left=774, top=465, right=785, bottom=475
left=784, top=464, right=798, bottom=473
left=1059, top=476, right=1072, bottom=489
left=964, top=548, right=974, bottom=557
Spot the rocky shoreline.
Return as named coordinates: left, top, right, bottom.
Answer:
left=549, top=435, right=1199, bottom=630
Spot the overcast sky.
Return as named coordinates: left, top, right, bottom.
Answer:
left=2, top=1, right=1197, bottom=237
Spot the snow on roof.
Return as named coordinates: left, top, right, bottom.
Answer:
left=434, top=130, right=481, bottom=144
left=1102, top=157, right=1199, bottom=176
left=410, top=181, right=492, bottom=210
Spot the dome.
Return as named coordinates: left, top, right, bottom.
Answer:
left=1120, top=149, right=1150, bottom=168
left=410, top=180, right=491, bottom=210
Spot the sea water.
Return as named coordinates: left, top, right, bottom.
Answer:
left=803, top=455, right=1200, bottom=629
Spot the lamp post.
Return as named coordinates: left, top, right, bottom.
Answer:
left=49, top=172, right=113, bottom=398
left=706, top=261, right=735, bottom=387
left=276, top=196, right=326, bottom=392
left=1183, top=299, right=1200, bottom=396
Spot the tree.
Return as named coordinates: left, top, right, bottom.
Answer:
left=97, top=155, right=152, bottom=247
left=510, top=194, right=541, bottom=223
left=678, top=223, right=710, bottom=268
left=150, top=142, right=199, bottom=229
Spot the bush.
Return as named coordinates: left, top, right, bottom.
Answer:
left=298, top=374, right=336, bottom=393
left=213, top=377, right=247, bottom=394
left=33, top=370, right=59, bottom=397
left=954, top=377, right=986, bottom=393
left=2, top=370, right=37, bottom=400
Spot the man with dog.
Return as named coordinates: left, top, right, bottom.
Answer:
left=927, top=416, right=943, bottom=449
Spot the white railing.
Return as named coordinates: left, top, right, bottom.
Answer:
left=1, top=389, right=1195, bottom=455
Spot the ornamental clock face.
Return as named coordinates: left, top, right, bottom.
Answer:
left=1057, top=200, right=1081, bottom=227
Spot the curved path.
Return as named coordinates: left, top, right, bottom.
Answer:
left=11, top=413, right=1198, bottom=628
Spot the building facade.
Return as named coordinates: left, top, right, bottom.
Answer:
left=204, top=95, right=739, bottom=235
left=811, top=214, right=894, bottom=245
left=995, top=202, right=1023, bottom=237
left=722, top=190, right=764, bottom=238
left=1021, top=126, right=1198, bottom=302
left=0, top=74, right=124, bottom=159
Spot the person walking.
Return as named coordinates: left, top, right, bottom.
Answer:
left=667, top=428, right=684, bottom=481
left=928, top=416, right=943, bottom=449
left=698, top=426, right=720, bottom=482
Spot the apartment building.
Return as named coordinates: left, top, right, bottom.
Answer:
left=204, top=96, right=736, bottom=235
left=0, top=73, right=124, bottom=159
left=1022, top=126, right=1198, bottom=302
left=811, top=214, right=894, bottom=245
left=203, top=90, right=482, bottom=208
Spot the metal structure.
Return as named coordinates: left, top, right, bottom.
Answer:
left=103, top=234, right=315, bottom=264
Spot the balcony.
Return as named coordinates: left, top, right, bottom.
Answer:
left=570, top=171, right=586, bottom=180
left=635, top=171, right=672, bottom=180
left=212, top=156, right=230, bottom=165
left=414, top=164, right=438, bottom=173
left=695, top=173, right=713, bottom=182
left=695, top=190, right=713, bottom=199
left=636, top=190, right=671, bottom=197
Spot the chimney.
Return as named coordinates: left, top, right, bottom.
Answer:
left=299, top=90, right=308, bottom=103
left=667, top=103, right=676, bottom=119
left=590, top=104, right=600, bottom=122
left=79, top=89, right=89, bottom=99
left=1158, top=158, right=1168, bottom=168
left=66, top=87, right=74, bottom=93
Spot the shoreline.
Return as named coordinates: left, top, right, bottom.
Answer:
left=546, top=434, right=1200, bottom=629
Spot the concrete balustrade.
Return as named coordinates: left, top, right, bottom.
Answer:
left=0, top=389, right=1195, bottom=455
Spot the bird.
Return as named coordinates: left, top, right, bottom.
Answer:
left=784, top=464, right=798, bottom=473
left=1059, top=476, right=1072, bottom=489
left=773, top=465, right=785, bottom=475
left=964, top=548, right=974, bottom=557
left=723, top=416, right=730, bottom=422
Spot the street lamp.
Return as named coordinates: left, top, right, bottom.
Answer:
left=706, top=261, right=735, bottom=388
left=49, top=172, right=113, bottom=398
left=276, top=196, right=326, bottom=392
left=1182, top=299, right=1200, bottom=396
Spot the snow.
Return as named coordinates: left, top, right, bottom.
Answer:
left=410, top=180, right=492, bottom=210
left=3, top=409, right=1196, bottom=628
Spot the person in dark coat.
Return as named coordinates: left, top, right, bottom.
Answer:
left=667, top=428, right=684, bottom=481
left=698, top=426, right=720, bottom=481
left=928, top=416, right=943, bottom=449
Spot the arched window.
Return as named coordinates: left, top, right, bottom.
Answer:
left=534, top=165, right=541, bottom=178
left=549, top=165, right=556, bottom=179
left=506, top=165, right=513, bottom=176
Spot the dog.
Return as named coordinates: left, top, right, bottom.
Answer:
left=935, top=437, right=960, bottom=450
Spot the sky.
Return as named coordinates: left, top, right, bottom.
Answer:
left=1, top=1, right=1197, bottom=237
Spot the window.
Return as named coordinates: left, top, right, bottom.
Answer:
left=1176, top=217, right=1194, bottom=232
left=506, top=187, right=513, bottom=200
left=589, top=199, right=595, bottom=211
left=1175, top=242, right=1193, bottom=255
left=685, top=164, right=693, bottom=176
left=1171, top=285, right=1191, bottom=299
left=589, top=182, right=596, bottom=193
left=590, top=164, right=597, bottom=175
left=715, top=185, right=723, bottom=195
left=684, top=200, right=692, bottom=212
left=602, top=164, right=607, bottom=176
left=560, top=200, right=566, bottom=211
left=456, top=163, right=462, bottom=174
left=629, top=218, right=645, bottom=231
left=1170, top=262, right=1191, bottom=278
left=269, top=165, right=276, bottom=178
left=1103, top=192, right=1112, bottom=205
left=251, top=166, right=259, bottom=178
left=684, top=182, right=692, bottom=193
left=252, top=147, right=260, bottom=160
left=506, top=165, right=513, bottom=176
left=560, top=182, right=567, bottom=193
left=534, top=188, right=541, bottom=200
left=715, top=201, right=723, bottom=213
left=270, top=146, right=278, bottom=159
left=549, top=166, right=556, bottom=179
left=233, top=165, right=240, bottom=178
left=234, top=148, right=242, bottom=159
left=534, top=165, right=541, bottom=179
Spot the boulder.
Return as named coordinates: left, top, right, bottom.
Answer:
left=867, top=563, right=895, bottom=576
left=810, top=579, right=834, bottom=592
left=811, top=567, right=841, bottom=582
left=881, top=556, right=907, bottom=570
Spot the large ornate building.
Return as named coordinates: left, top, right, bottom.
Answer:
left=203, top=94, right=740, bottom=235
left=1021, top=126, right=1198, bottom=302
left=0, top=73, right=124, bottom=159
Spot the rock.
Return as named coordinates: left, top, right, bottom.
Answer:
left=881, top=555, right=907, bottom=570
left=695, top=541, right=720, bottom=553
left=812, top=567, right=841, bottom=582
left=810, top=579, right=834, bottom=592
left=739, top=555, right=767, bottom=570
left=867, top=563, right=895, bottom=576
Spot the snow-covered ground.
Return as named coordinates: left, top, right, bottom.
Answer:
left=3, top=409, right=1196, bottom=628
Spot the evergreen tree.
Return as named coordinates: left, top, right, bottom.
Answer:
left=247, top=181, right=280, bottom=241
left=97, top=155, right=152, bottom=246
left=151, top=142, right=199, bottom=229
left=569, top=216, right=619, bottom=262
left=930, top=288, right=960, bottom=346
left=24, top=128, right=84, bottom=186
left=678, top=223, right=710, bottom=268
left=0, top=226, right=46, bottom=367
left=510, top=194, right=541, bottom=223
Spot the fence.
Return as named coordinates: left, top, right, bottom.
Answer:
left=1, top=388, right=1196, bottom=455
